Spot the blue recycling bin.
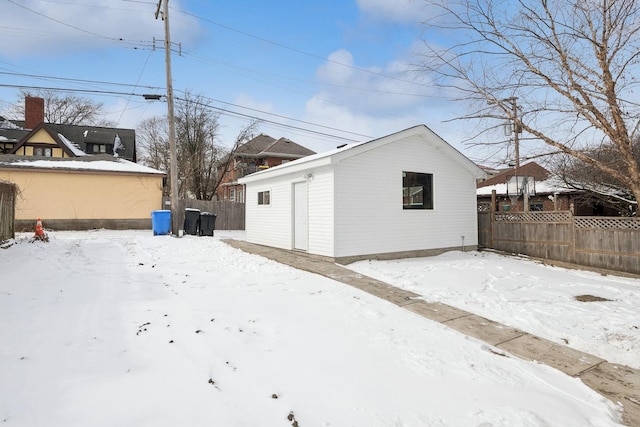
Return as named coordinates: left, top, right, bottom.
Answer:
left=151, top=210, right=171, bottom=235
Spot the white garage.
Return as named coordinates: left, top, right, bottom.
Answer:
left=239, top=125, right=485, bottom=264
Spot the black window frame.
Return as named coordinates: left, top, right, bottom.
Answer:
left=258, top=190, right=270, bottom=205
left=402, top=171, right=433, bottom=210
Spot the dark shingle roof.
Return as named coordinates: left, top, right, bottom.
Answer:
left=235, top=134, right=277, bottom=155
left=234, top=134, right=315, bottom=158
left=46, top=124, right=136, bottom=161
left=0, top=122, right=136, bottom=161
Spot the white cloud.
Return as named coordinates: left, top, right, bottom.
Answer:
left=0, top=0, right=203, bottom=57
left=232, top=93, right=275, bottom=116
left=302, top=46, right=483, bottom=156
left=314, top=48, right=436, bottom=116
left=316, top=49, right=355, bottom=84
left=302, top=94, right=474, bottom=156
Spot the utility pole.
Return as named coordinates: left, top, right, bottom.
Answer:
left=156, top=0, right=180, bottom=236
left=507, top=97, right=520, bottom=171
left=505, top=97, right=528, bottom=211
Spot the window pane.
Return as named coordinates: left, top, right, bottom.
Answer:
left=403, top=171, right=433, bottom=209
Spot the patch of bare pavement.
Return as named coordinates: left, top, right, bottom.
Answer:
left=223, top=239, right=640, bottom=426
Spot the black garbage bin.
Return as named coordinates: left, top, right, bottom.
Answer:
left=199, top=212, right=217, bottom=236
left=184, top=208, right=201, bottom=235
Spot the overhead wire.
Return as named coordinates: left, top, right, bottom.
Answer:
left=4, top=0, right=155, bottom=50
left=0, top=81, right=366, bottom=143
left=174, top=6, right=431, bottom=90
left=0, top=2, right=466, bottom=146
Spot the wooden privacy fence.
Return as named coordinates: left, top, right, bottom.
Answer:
left=478, top=209, right=640, bottom=275
left=165, top=198, right=245, bottom=230
left=0, top=181, right=17, bottom=242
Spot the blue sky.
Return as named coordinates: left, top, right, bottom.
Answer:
left=0, top=0, right=486, bottom=160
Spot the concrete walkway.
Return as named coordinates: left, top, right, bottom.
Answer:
left=224, top=240, right=640, bottom=426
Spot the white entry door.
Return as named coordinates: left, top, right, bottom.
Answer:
left=293, top=181, right=308, bottom=251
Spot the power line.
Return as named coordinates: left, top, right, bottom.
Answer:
left=0, top=83, right=138, bottom=98
left=7, top=0, right=120, bottom=41
left=5, top=0, right=153, bottom=50
left=174, top=7, right=430, bottom=90
left=0, top=82, right=366, bottom=143
left=0, top=69, right=372, bottom=138
left=0, top=71, right=163, bottom=91
left=177, top=95, right=368, bottom=142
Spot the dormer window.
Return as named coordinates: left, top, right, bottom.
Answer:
left=34, top=147, right=52, bottom=157
left=86, top=143, right=113, bottom=154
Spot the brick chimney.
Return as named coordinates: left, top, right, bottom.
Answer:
left=25, top=96, right=45, bottom=129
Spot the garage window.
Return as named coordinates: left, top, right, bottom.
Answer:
left=258, top=190, right=270, bottom=205
left=403, top=171, right=433, bottom=209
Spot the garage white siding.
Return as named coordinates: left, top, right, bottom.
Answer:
left=241, top=125, right=485, bottom=262
left=307, top=166, right=335, bottom=257
left=333, top=134, right=478, bottom=258
left=244, top=175, right=294, bottom=250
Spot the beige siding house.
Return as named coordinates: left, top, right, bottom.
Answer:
left=0, top=155, right=165, bottom=230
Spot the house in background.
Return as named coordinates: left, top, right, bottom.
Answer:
left=217, top=133, right=315, bottom=202
left=0, top=96, right=136, bottom=161
left=476, top=161, right=620, bottom=215
left=0, top=96, right=163, bottom=231
left=0, top=154, right=164, bottom=231
left=239, top=125, right=485, bottom=264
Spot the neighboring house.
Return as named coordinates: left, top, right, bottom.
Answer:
left=0, top=154, right=165, bottom=230
left=0, top=97, right=136, bottom=161
left=217, top=134, right=316, bottom=202
left=476, top=161, right=619, bottom=215
left=239, top=125, right=485, bottom=264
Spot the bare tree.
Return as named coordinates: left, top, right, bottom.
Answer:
left=210, top=120, right=260, bottom=199
left=136, top=116, right=170, bottom=175
left=554, top=140, right=640, bottom=215
left=9, top=89, right=114, bottom=126
left=137, top=92, right=260, bottom=200
left=419, top=0, right=640, bottom=209
left=174, top=91, right=223, bottom=200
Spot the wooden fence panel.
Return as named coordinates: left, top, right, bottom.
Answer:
left=477, top=211, right=491, bottom=247
left=0, top=181, right=16, bottom=242
left=170, top=199, right=245, bottom=231
left=481, top=211, right=640, bottom=275
left=491, top=212, right=572, bottom=259
left=574, top=217, right=640, bottom=275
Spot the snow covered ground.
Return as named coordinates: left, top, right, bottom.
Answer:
left=348, top=250, right=640, bottom=371
left=0, top=230, right=634, bottom=426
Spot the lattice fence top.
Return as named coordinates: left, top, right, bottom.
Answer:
left=494, top=211, right=571, bottom=222
left=478, top=203, right=491, bottom=212
left=575, top=216, right=640, bottom=230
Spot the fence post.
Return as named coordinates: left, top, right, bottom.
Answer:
left=569, top=210, right=576, bottom=264
left=489, top=190, right=496, bottom=248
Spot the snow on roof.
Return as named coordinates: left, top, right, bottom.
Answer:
left=476, top=176, right=576, bottom=196
left=57, top=133, right=87, bottom=157
left=0, top=157, right=165, bottom=175
left=0, top=117, right=21, bottom=130
left=241, top=125, right=485, bottom=183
